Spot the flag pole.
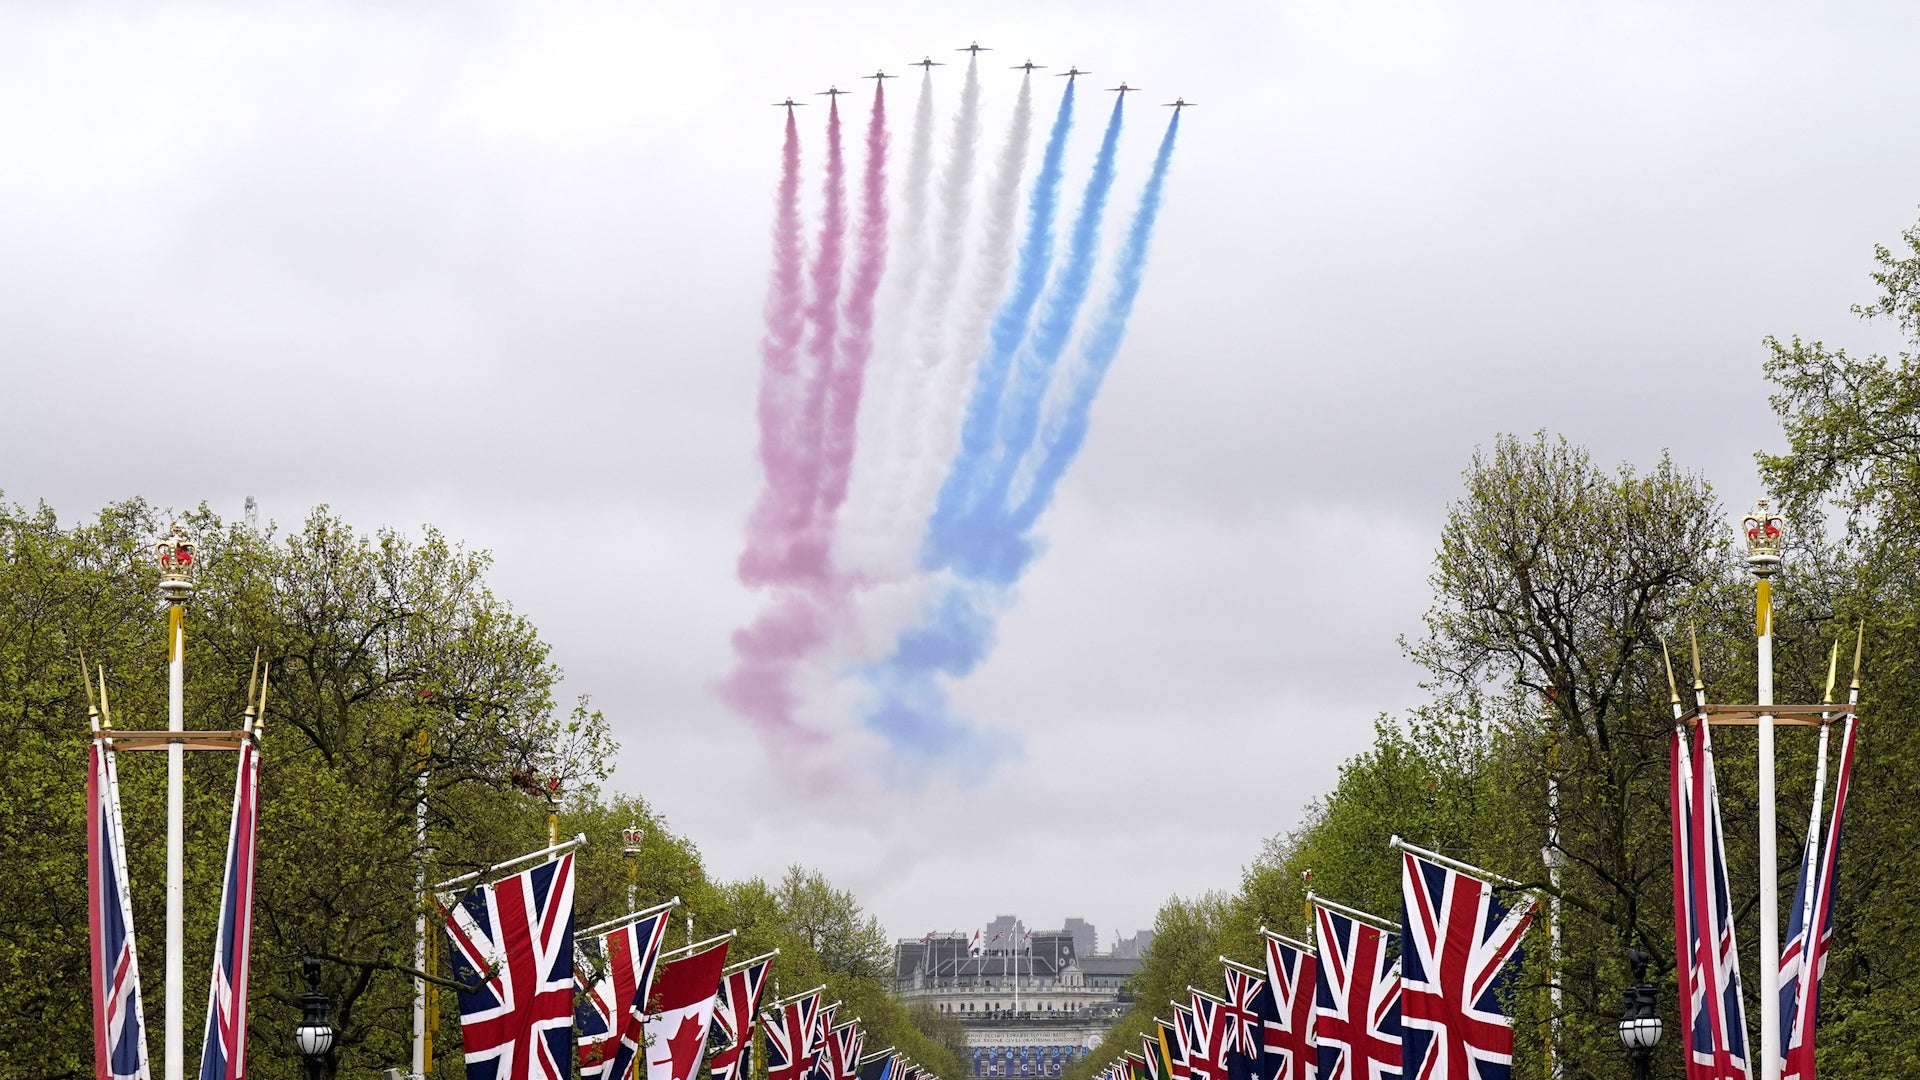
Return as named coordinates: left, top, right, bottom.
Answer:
left=1305, top=892, right=1397, bottom=934
left=1743, top=500, right=1784, bottom=1080
left=764, top=983, right=829, bottom=1010
left=156, top=524, right=195, bottom=1080
left=724, top=948, right=780, bottom=974
left=1219, top=956, right=1263, bottom=977
left=658, top=929, right=738, bottom=962
left=1388, top=835, right=1528, bottom=890
left=432, top=833, right=587, bottom=891
left=1256, top=926, right=1312, bottom=953
left=577, top=896, right=681, bottom=940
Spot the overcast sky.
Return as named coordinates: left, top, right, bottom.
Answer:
left=5, top=1, right=1917, bottom=947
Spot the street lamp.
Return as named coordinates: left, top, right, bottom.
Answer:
left=296, top=957, right=336, bottom=1080
left=1617, top=949, right=1662, bottom=1080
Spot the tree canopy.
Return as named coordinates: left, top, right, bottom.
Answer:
left=0, top=500, right=960, bottom=1080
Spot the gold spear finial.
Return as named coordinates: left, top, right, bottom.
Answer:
left=1688, top=621, right=1705, bottom=693
left=96, top=665, right=113, bottom=728
left=1661, top=636, right=1681, bottom=706
left=245, top=648, right=261, bottom=718
left=1823, top=640, right=1839, bottom=704
left=79, top=649, right=98, bottom=716
left=1850, top=623, right=1864, bottom=692
left=254, top=663, right=270, bottom=738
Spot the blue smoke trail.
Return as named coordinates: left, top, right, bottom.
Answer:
left=863, top=109, right=1180, bottom=772
left=949, top=95, right=1127, bottom=585
left=923, top=81, right=1076, bottom=566
left=1009, top=111, right=1179, bottom=537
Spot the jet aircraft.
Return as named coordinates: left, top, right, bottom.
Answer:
left=1162, top=98, right=1196, bottom=111
left=1055, top=66, right=1091, bottom=81
left=817, top=86, right=849, bottom=97
left=772, top=97, right=809, bottom=111
left=910, top=56, right=945, bottom=70
left=1107, top=82, right=1140, bottom=96
left=863, top=69, right=897, bottom=81
left=957, top=41, right=991, bottom=54
left=1011, top=60, right=1046, bottom=73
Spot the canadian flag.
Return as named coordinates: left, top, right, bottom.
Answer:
left=645, top=940, right=730, bottom=1080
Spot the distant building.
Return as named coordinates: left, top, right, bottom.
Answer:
left=1111, top=930, right=1154, bottom=960
left=893, top=917, right=1140, bottom=1077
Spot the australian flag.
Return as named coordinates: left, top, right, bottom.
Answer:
left=1220, top=968, right=1276, bottom=1080
left=444, top=852, right=578, bottom=1080
left=197, top=733, right=262, bottom=1080
left=88, top=737, right=151, bottom=1080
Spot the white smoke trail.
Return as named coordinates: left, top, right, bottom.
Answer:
left=840, top=69, right=937, bottom=578
left=896, top=71, right=1034, bottom=554
left=871, top=54, right=984, bottom=576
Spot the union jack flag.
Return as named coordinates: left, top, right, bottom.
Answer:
left=444, top=852, right=578, bottom=1080
left=765, top=991, right=824, bottom=1080
left=825, top=1021, right=865, bottom=1080
left=88, top=736, right=151, bottom=1080
left=1189, top=993, right=1234, bottom=1080
left=1397, top=852, right=1535, bottom=1080
left=1221, top=965, right=1274, bottom=1075
left=575, top=909, right=672, bottom=1080
left=1673, top=721, right=1752, bottom=1080
left=708, top=956, right=774, bottom=1080
left=1262, top=934, right=1317, bottom=1080
left=1312, top=905, right=1401, bottom=1080
left=807, top=1006, right=840, bottom=1080
left=196, top=731, right=262, bottom=1080
left=1781, top=714, right=1856, bottom=1080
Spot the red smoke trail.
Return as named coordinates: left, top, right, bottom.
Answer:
left=818, top=84, right=889, bottom=518
left=718, top=99, right=864, bottom=784
left=738, top=111, right=808, bottom=587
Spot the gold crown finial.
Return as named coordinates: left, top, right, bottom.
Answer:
left=1741, top=498, right=1784, bottom=576
left=1688, top=621, right=1705, bottom=693
left=155, top=522, right=199, bottom=601
left=623, top=822, right=646, bottom=853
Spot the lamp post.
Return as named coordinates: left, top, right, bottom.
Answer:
left=1617, top=949, right=1662, bottom=1080
left=295, top=957, right=336, bottom=1080
left=1742, top=498, right=1785, bottom=1080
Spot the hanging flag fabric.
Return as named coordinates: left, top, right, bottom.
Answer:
left=196, top=730, right=263, bottom=1080
left=708, top=956, right=775, bottom=1080
left=1221, top=965, right=1275, bottom=1080
left=1783, top=715, right=1858, bottom=1080
left=828, top=1022, right=865, bottom=1080
left=1673, top=720, right=1753, bottom=1080
left=807, top=1006, right=840, bottom=1080
left=444, top=852, right=579, bottom=1080
left=1398, top=851, right=1536, bottom=1080
left=1312, top=904, right=1401, bottom=1080
left=1160, top=1013, right=1190, bottom=1080
left=1262, top=934, right=1317, bottom=1080
left=576, top=909, right=673, bottom=1080
left=764, top=991, right=823, bottom=1080
left=643, top=939, right=732, bottom=1080
left=1189, top=993, right=1234, bottom=1080
left=857, top=1054, right=898, bottom=1080
left=1141, top=1030, right=1167, bottom=1080
left=1128, top=1053, right=1155, bottom=1080
left=88, top=735, right=151, bottom=1080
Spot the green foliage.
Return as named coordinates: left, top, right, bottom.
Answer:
left=0, top=499, right=959, bottom=1080
left=1075, top=378, right=1920, bottom=1080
